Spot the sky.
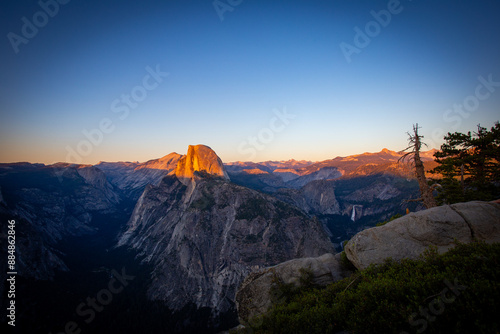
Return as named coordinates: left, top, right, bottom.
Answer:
left=1, top=0, right=499, bottom=165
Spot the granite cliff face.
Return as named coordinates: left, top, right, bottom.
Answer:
left=118, top=146, right=334, bottom=315
left=274, top=180, right=340, bottom=215
left=174, top=144, right=229, bottom=185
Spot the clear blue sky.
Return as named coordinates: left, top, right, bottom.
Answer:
left=1, top=0, right=499, bottom=164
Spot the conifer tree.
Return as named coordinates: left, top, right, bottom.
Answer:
left=431, top=122, right=500, bottom=203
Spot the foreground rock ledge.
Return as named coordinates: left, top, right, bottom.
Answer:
left=235, top=253, right=352, bottom=326
left=345, top=201, right=500, bottom=270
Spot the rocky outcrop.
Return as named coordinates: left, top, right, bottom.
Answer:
left=345, top=201, right=500, bottom=270
left=235, top=253, right=352, bottom=325
left=118, top=146, right=334, bottom=316
left=174, top=144, right=229, bottom=185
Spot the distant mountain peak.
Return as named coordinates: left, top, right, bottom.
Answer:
left=419, top=148, right=439, bottom=159
left=138, top=152, right=182, bottom=170
left=174, top=145, right=230, bottom=185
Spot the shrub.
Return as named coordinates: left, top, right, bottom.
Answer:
left=253, top=242, right=500, bottom=334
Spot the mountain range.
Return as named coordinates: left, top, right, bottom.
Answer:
left=0, top=145, right=438, bottom=333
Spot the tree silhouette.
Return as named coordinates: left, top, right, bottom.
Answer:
left=399, top=124, right=437, bottom=209
left=431, top=122, right=500, bottom=203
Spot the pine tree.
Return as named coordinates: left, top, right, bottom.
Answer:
left=399, top=124, right=437, bottom=209
left=431, top=122, right=500, bottom=203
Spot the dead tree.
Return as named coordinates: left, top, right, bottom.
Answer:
left=399, top=124, right=437, bottom=209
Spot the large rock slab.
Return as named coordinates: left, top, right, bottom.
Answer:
left=345, top=201, right=500, bottom=270
left=235, top=253, right=352, bottom=326
left=450, top=201, right=500, bottom=242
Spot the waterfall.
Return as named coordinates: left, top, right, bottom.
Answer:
left=351, top=206, right=356, bottom=222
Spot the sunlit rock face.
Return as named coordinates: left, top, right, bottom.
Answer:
left=174, top=145, right=230, bottom=185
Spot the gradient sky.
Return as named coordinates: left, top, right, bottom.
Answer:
left=1, top=0, right=499, bottom=164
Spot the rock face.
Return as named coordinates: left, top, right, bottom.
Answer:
left=174, top=144, right=230, bottom=185
left=75, top=165, right=120, bottom=204
left=275, top=180, right=340, bottom=215
left=345, top=201, right=500, bottom=270
left=343, top=182, right=401, bottom=202
left=118, top=145, right=334, bottom=315
left=235, top=253, right=352, bottom=325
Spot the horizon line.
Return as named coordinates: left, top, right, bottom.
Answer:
left=0, top=146, right=440, bottom=167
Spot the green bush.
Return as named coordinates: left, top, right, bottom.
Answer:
left=252, top=241, right=500, bottom=333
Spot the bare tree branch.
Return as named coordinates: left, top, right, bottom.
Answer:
left=399, top=123, right=437, bottom=209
